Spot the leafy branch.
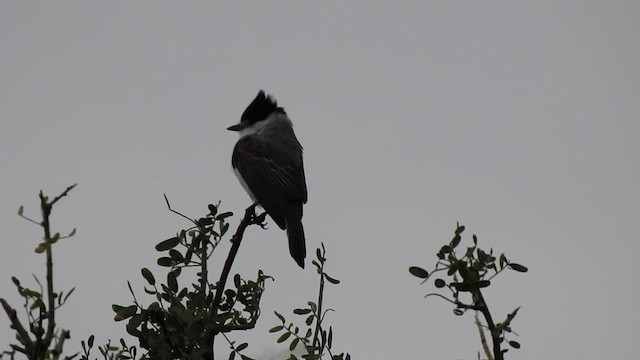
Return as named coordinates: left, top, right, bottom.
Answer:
left=410, top=223, right=527, bottom=360
left=2, top=184, right=79, bottom=360
left=269, top=244, right=350, bottom=360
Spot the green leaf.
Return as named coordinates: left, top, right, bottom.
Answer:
left=269, top=326, right=283, bottom=333
left=64, top=287, right=75, bottom=302
left=294, top=308, right=312, bottom=315
left=157, top=257, right=173, bottom=267
left=88, top=335, right=95, bottom=347
left=324, top=273, right=340, bottom=284
left=409, top=266, right=429, bottom=279
left=168, top=272, right=178, bottom=292
left=127, top=313, right=144, bottom=330
left=508, top=263, right=528, bottom=272
left=35, top=243, right=47, bottom=253
left=156, top=237, right=180, bottom=251
left=236, top=343, right=248, bottom=351
left=114, top=305, right=137, bottom=321
left=508, top=340, right=521, bottom=349
left=216, top=211, right=233, bottom=220
left=68, top=228, right=77, bottom=237
left=434, top=279, right=446, bottom=288
left=17, top=205, right=24, bottom=216
left=141, top=268, right=155, bottom=285
left=169, top=249, right=184, bottom=262
left=228, top=351, right=235, bottom=360
left=198, top=217, right=214, bottom=226
left=277, top=332, right=291, bottom=343
left=274, top=311, right=285, bottom=323
left=450, top=234, right=461, bottom=248
left=290, top=337, right=299, bottom=351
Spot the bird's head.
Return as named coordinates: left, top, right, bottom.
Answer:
left=227, top=90, right=286, bottom=136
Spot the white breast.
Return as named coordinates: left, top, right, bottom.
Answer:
left=234, top=167, right=257, bottom=202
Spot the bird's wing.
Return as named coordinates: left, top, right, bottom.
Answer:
left=232, top=136, right=307, bottom=228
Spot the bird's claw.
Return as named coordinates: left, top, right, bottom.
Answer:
left=255, top=211, right=269, bottom=229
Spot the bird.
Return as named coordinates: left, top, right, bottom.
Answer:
left=228, top=90, right=308, bottom=268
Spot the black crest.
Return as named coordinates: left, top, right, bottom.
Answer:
left=241, top=90, right=285, bottom=124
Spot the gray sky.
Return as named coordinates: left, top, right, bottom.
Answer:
left=1, top=2, right=639, bottom=359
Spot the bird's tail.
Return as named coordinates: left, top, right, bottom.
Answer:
left=285, top=204, right=306, bottom=269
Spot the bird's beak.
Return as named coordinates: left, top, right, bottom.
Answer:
left=227, top=123, right=243, bottom=131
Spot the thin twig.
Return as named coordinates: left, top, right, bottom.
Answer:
left=164, top=194, right=197, bottom=225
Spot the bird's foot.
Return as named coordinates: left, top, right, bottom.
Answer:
left=247, top=202, right=269, bottom=229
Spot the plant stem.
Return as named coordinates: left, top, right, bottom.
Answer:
left=474, top=289, right=502, bottom=360
left=312, top=257, right=325, bottom=354
left=208, top=203, right=258, bottom=360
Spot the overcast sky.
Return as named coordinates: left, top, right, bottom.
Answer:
left=1, top=2, right=639, bottom=359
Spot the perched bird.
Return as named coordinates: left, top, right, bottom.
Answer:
left=228, top=91, right=308, bottom=268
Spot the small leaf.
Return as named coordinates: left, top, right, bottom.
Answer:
left=293, top=308, right=312, bottom=315
left=114, top=305, right=137, bottom=321
left=274, top=311, right=285, bottom=323
left=499, top=253, right=507, bottom=269
left=409, top=266, right=429, bottom=279
left=324, top=273, right=340, bottom=284
left=508, top=263, right=528, bottom=272
left=64, top=287, right=76, bottom=302
left=451, top=234, right=461, bottom=248
left=508, top=340, right=521, bottom=349
left=277, top=332, right=291, bottom=343
left=434, top=279, right=446, bottom=288
left=156, top=237, right=180, bottom=251
left=18, top=205, right=24, bottom=216
left=198, top=217, right=214, bottom=226
left=216, top=211, right=233, bottom=220
left=167, top=272, right=178, bottom=292
left=269, top=326, right=283, bottom=333
left=35, top=243, right=47, bottom=253
left=141, top=268, right=155, bottom=285
left=157, top=257, right=173, bottom=267
left=290, top=337, right=299, bottom=351
left=236, top=343, right=248, bottom=352
left=68, top=228, right=77, bottom=237
left=169, top=249, right=184, bottom=262
left=228, top=352, right=235, bottom=360
left=88, top=335, right=95, bottom=347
